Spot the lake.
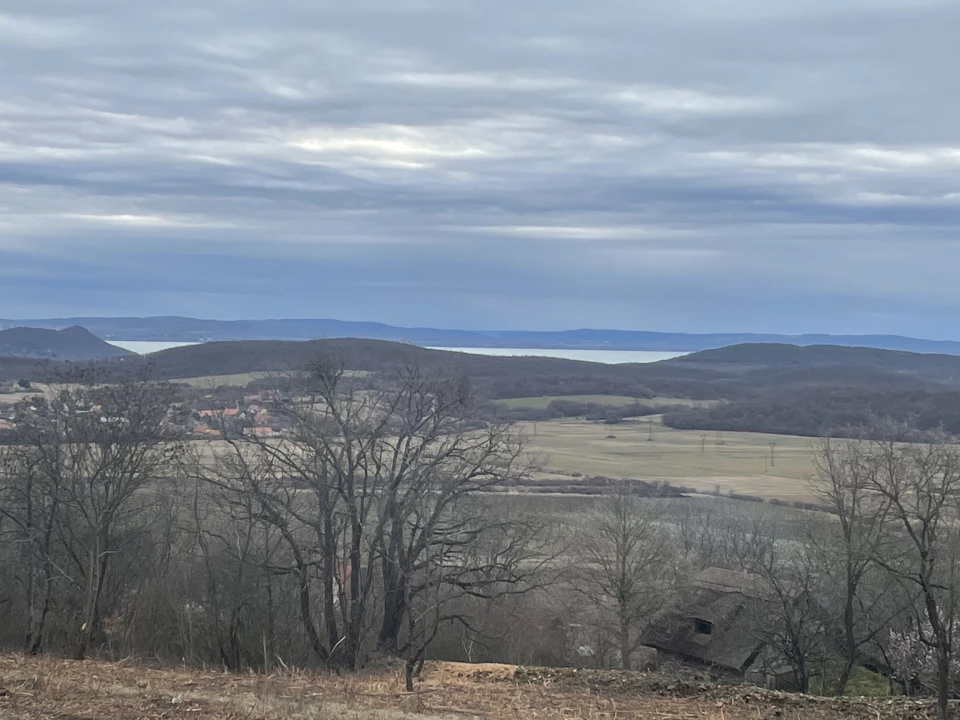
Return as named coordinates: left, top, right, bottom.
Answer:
left=108, top=341, right=199, bottom=354
left=108, top=341, right=687, bottom=365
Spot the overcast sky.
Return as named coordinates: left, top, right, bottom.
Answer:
left=2, top=0, right=960, bottom=335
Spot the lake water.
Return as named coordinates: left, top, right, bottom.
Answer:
left=108, top=341, right=687, bottom=365
left=427, top=347, right=687, bottom=364
left=108, top=341, right=199, bottom=354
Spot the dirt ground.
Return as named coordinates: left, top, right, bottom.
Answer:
left=0, top=655, right=947, bottom=720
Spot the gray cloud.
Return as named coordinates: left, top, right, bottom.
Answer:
left=2, top=0, right=960, bottom=334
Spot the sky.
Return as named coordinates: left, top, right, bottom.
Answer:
left=2, top=0, right=960, bottom=336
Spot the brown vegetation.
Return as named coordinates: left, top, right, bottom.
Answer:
left=0, top=654, right=948, bottom=720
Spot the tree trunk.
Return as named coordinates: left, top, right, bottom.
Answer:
left=296, top=558, right=327, bottom=662
left=321, top=516, right=340, bottom=653
left=837, top=656, right=855, bottom=698
left=405, top=658, right=415, bottom=692
left=836, top=576, right=857, bottom=695
left=29, top=550, right=55, bottom=655
left=76, top=539, right=102, bottom=659
left=346, top=516, right=364, bottom=667
left=937, top=643, right=950, bottom=720
left=378, top=531, right=406, bottom=653
left=618, top=610, right=632, bottom=671
left=796, top=657, right=809, bottom=694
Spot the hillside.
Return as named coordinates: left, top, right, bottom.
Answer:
left=0, top=654, right=937, bottom=720
left=3, top=338, right=960, bottom=398
left=5, top=315, right=960, bottom=354
left=0, top=326, right=132, bottom=361
left=134, top=339, right=960, bottom=389
left=673, top=343, right=960, bottom=376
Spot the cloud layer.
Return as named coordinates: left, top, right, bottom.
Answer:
left=2, top=0, right=960, bottom=334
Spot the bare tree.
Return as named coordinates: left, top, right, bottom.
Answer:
left=0, top=445, right=61, bottom=653
left=13, top=371, right=183, bottom=658
left=194, top=359, right=547, bottom=683
left=753, top=540, right=828, bottom=693
left=812, top=437, right=901, bottom=693
left=865, top=437, right=960, bottom=720
left=571, top=486, right=675, bottom=670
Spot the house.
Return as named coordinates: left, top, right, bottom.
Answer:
left=193, top=424, right=222, bottom=438
left=0, top=419, right=16, bottom=431
left=640, top=568, right=797, bottom=689
left=199, top=408, right=240, bottom=418
left=243, top=426, right=274, bottom=438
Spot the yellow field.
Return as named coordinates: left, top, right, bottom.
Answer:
left=521, top=418, right=819, bottom=502
left=497, top=395, right=709, bottom=409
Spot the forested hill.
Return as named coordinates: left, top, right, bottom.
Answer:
left=0, top=326, right=132, bottom=361
left=669, top=343, right=960, bottom=382
left=661, top=344, right=960, bottom=437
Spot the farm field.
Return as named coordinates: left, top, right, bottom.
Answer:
left=495, top=394, right=708, bottom=409
left=171, top=372, right=269, bottom=387
left=521, top=418, right=819, bottom=502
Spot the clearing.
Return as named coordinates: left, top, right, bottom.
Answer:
left=523, top=419, right=818, bottom=502
left=0, top=655, right=940, bottom=720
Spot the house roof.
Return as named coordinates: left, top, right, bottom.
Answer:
left=640, top=568, right=772, bottom=673
left=243, top=426, right=274, bottom=436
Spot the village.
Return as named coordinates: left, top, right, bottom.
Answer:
left=0, top=379, right=288, bottom=442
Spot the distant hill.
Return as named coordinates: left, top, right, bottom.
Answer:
left=670, top=343, right=960, bottom=382
left=660, top=344, right=960, bottom=437
left=3, top=316, right=960, bottom=354
left=0, top=326, right=133, bottom=361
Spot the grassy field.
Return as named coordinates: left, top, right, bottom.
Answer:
left=496, top=395, right=708, bottom=409
left=173, top=370, right=369, bottom=387
left=521, top=418, right=819, bottom=502
left=172, top=372, right=269, bottom=388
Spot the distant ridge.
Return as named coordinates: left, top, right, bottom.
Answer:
left=1, top=316, right=959, bottom=355
left=0, top=326, right=133, bottom=361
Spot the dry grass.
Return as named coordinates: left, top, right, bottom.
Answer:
left=497, top=395, right=643, bottom=409
left=496, top=395, right=709, bottom=410
left=523, top=419, right=818, bottom=502
left=172, top=373, right=270, bottom=388
left=172, top=370, right=369, bottom=388
left=0, top=655, right=940, bottom=720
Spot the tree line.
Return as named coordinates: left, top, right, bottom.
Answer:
left=663, top=387, right=960, bottom=438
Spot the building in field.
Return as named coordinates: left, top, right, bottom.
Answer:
left=640, top=567, right=800, bottom=690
